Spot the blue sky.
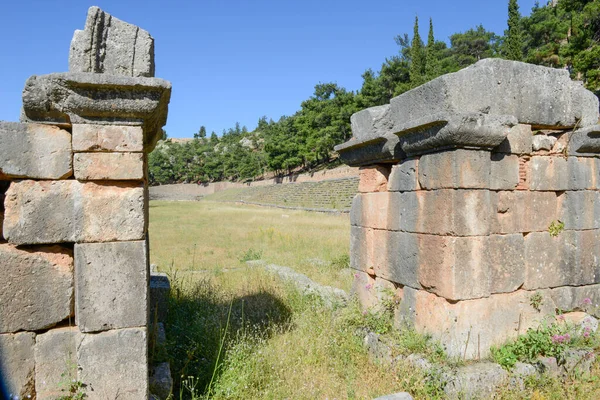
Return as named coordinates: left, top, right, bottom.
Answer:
left=0, top=0, right=539, bottom=138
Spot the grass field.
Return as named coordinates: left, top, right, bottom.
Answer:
left=149, top=200, right=600, bottom=400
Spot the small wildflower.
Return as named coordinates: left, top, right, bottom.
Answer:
left=365, top=283, right=373, bottom=290
left=556, top=314, right=565, bottom=321
left=354, top=273, right=360, bottom=278
left=584, top=330, right=591, bottom=338
left=583, top=297, right=592, bottom=305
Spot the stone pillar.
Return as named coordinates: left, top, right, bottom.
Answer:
left=0, top=7, right=170, bottom=400
left=336, top=59, right=600, bottom=360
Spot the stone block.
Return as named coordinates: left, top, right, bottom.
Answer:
left=334, top=134, right=404, bottom=167
left=418, top=235, right=491, bottom=300
left=0, top=122, right=72, bottom=180
left=490, top=153, right=520, bottom=190
left=72, top=124, right=144, bottom=152
left=74, top=152, right=145, bottom=180
left=377, top=231, right=419, bottom=289
left=494, top=124, right=533, bottom=154
left=567, top=125, right=600, bottom=156
left=528, top=156, right=596, bottom=191
left=0, top=243, right=73, bottom=333
left=549, top=284, right=600, bottom=317
left=399, top=190, right=494, bottom=236
left=358, top=165, right=390, bottom=193
left=150, top=362, right=173, bottom=400
left=532, top=134, right=557, bottom=151
left=400, top=287, right=556, bottom=359
left=492, top=191, right=558, bottom=234
left=387, top=158, right=418, bottom=192
left=558, top=191, right=600, bottom=230
left=70, top=6, right=155, bottom=77
left=418, top=149, right=490, bottom=189
left=350, top=192, right=399, bottom=230
left=488, top=234, right=526, bottom=294
left=77, top=328, right=148, bottom=399
left=444, top=363, right=509, bottom=400
left=0, top=332, right=36, bottom=399
left=350, top=105, right=393, bottom=141
left=75, top=241, right=148, bottom=332
left=150, top=272, right=171, bottom=324
left=388, top=59, right=599, bottom=129
left=3, top=180, right=145, bottom=244
left=524, top=231, right=600, bottom=290
left=35, top=327, right=81, bottom=400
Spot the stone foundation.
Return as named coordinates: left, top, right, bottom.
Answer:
left=336, top=59, right=600, bottom=359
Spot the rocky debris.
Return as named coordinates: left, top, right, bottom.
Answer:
left=532, top=134, right=558, bottom=151
left=0, top=122, right=72, bottom=179
left=372, top=393, right=414, bottom=400
left=69, top=6, right=154, bottom=77
left=364, top=332, right=393, bottom=365
left=0, top=243, right=73, bottom=333
left=443, top=362, right=509, bottom=400
left=150, top=362, right=173, bottom=400
left=246, top=260, right=348, bottom=307
left=150, top=272, right=171, bottom=324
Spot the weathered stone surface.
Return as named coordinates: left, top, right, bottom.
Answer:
left=350, top=192, right=399, bottom=230
left=0, top=332, right=36, bottom=399
left=398, top=190, right=494, bottom=236
left=0, top=243, right=73, bottom=333
left=549, top=284, right=600, bottom=317
left=77, top=328, right=148, bottom=399
left=389, top=59, right=599, bottom=129
left=494, top=124, right=533, bottom=154
left=529, top=156, right=597, bottom=191
left=75, top=241, right=148, bottom=332
left=524, top=231, right=600, bottom=290
left=74, top=152, right=144, bottom=180
left=334, top=134, right=403, bottom=167
left=3, top=180, right=145, bottom=244
left=399, top=287, right=556, bottom=359
left=490, top=153, right=520, bottom=190
left=558, top=191, right=600, bottom=230
left=418, top=149, right=490, bottom=189
left=72, top=124, right=144, bottom=152
left=488, top=234, right=526, bottom=294
left=568, top=125, right=600, bottom=156
left=35, top=327, right=81, bottom=400
left=70, top=6, right=155, bottom=77
left=387, top=158, right=418, bottom=191
left=373, top=392, right=414, bottom=400
left=358, top=165, right=390, bottom=193
left=444, top=363, right=509, bottom=400
left=150, top=362, right=173, bottom=400
left=0, top=122, right=72, bottom=179
left=532, top=134, right=557, bottom=151
left=150, top=272, right=170, bottom=324
left=21, top=72, right=171, bottom=151
left=350, top=104, right=393, bottom=141
left=351, top=270, right=398, bottom=311
left=491, top=191, right=558, bottom=234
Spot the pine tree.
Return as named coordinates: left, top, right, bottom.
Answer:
left=425, top=18, right=439, bottom=78
left=410, top=16, right=426, bottom=84
left=504, top=0, right=524, bottom=61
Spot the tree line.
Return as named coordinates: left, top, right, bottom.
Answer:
left=149, top=0, right=600, bottom=185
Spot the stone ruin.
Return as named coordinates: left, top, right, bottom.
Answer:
left=336, top=58, right=600, bottom=360
left=0, top=7, right=170, bottom=399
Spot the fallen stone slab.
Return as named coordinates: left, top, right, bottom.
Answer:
left=74, top=152, right=145, bottom=180
left=443, top=362, right=508, bottom=400
left=75, top=241, right=148, bottom=332
left=21, top=72, right=171, bottom=151
left=3, top=180, right=145, bottom=244
left=0, top=122, right=72, bottom=179
left=70, top=6, right=155, bottom=77
left=77, top=328, right=148, bottom=400
left=0, top=332, right=36, bottom=400
left=0, top=243, right=73, bottom=333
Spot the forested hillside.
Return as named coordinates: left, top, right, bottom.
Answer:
left=149, top=0, right=600, bottom=185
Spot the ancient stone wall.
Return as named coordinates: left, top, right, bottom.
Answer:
left=0, top=7, right=170, bottom=400
left=336, top=59, right=600, bottom=359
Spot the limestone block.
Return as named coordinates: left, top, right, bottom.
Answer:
left=387, top=158, right=418, bottom=192
left=377, top=231, right=419, bottom=289
left=351, top=270, right=398, bottom=312
left=72, top=124, right=144, bottom=152
left=3, top=180, right=145, bottom=244
left=74, top=152, right=145, bottom=181
left=399, top=190, right=493, bottom=236
left=0, top=122, right=72, bottom=179
left=400, top=287, right=556, bottom=359
left=0, top=243, right=73, bottom=333
left=558, top=191, right=600, bottom=230
left=358, top=165, right=390, bottom=193
left=77, top=328, right=148, bottom=399
left=524, top=231, right=600, bottom=290
left=418, top=235, right=491, bottom=300
left=418, top=149, right=490, bottom=189
left=0, top=332, right=36, bottom=399
left=350, top=104, right=393, bottom=141
left=488, top=234, right=526, bottom=294
left=532, top=134, right=557, bottom=151
left=350, top=225, right=371, bottom=272
left=494, top=124, right=533, bottom=154
left=35, top=327, right=81, bottom=400
left=75, top=241, right=148, bottom=332
left=549, top=284, right=600, bottom=317
left=567, top=125, right=600, bottom=156
left=373, top=393, right=413, bottom=400
left=389, top=59, right=599, bottom=129
left=529, top=156, right=597, bottom=191
left=350, top=192, right=399, bottom=230
left=444, top=363, right=509, bottom=400
left=150, top=272, right=170, bottom=324
left=492, top=191, right=558, bottom=234
left=21, top=73, right=171, bottom=152
left=70, top=6, right=155, bottom=77
left=334, top=134, right=404, bottom=167
left=490, top=153, right=520, bottom=190
left=150, top=362, right=173, bottom=400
